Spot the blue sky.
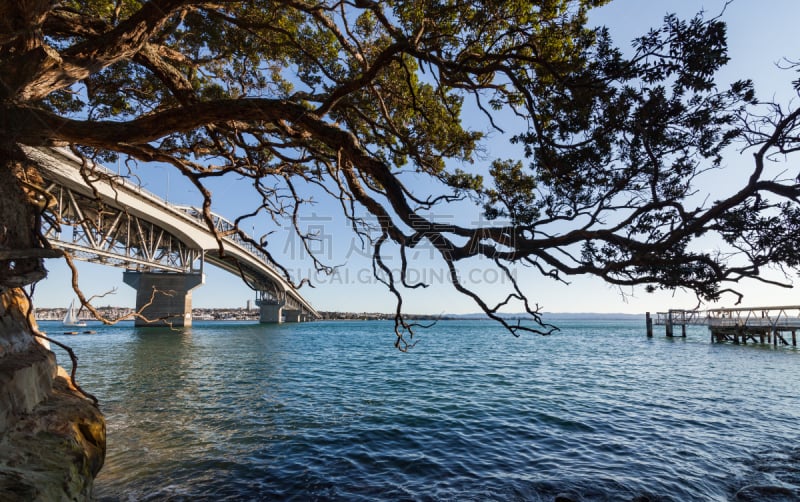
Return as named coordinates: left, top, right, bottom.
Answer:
left=34, top=0, right=800, bottom=315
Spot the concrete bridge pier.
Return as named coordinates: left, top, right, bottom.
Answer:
left=284, top=309, right=302, bottom=323
left=259, top=302, right=284, bottom=323
left=123, top=271, right=204, bottom=327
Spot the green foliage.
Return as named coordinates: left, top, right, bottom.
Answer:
left=483, top=160, right=539, bottom=225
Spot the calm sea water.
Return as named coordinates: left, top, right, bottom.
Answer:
left=39, top=319, right=800, bottom=501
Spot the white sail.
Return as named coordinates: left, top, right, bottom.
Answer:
left=63, top=300, right=86, bottom=327
left=63, top=300, right=75, bottom=324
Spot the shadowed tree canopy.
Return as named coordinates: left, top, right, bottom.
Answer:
left=2, top=0, right=800, bottom=348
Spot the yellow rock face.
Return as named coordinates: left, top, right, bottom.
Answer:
left=0, top=288, right=106, bottom=501
left=0, top=366, right=106, bottom=501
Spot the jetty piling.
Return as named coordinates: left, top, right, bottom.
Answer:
left=655, top=310, right=695, bottom=338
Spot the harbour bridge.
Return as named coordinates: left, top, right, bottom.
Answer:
left=23, top=146, right=320, bottom=326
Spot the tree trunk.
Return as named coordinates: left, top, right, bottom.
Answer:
left=0, top=143, right=106, bottom=500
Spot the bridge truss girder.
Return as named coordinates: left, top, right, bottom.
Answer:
left=240, top=264, right=300, bottom=310
left=41, top=182, right=202, bottom=273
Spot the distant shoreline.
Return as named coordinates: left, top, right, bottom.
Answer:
left=34, top=306, right=645, bottom=322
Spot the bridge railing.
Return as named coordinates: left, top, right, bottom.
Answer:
left=706, top=306, right=800, bottom=330
left=172, top=206, right=283, bottom=275
left=654, top=310, right=708, bottom=326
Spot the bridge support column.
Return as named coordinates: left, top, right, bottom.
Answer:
left=259, top=303, right=283, bottom=323
left=123, top=271, right=204, bottom=327
left=284, top=309, right=302, bottom=323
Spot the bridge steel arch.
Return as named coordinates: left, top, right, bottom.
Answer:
left=24, top=146, right=320, bottom=326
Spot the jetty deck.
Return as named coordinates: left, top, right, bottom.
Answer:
left=647, top=306, right=800, bottom=347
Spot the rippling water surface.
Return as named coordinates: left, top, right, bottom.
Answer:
left=41, top=319, right=800, bottom=501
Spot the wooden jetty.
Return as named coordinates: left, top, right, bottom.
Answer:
left=647, top=306, right=800, bottom=347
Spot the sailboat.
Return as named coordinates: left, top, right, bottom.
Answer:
left=63, top=300, right=87, bottom=327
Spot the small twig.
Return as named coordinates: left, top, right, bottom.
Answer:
left=31, top=332, right=100, bottom=407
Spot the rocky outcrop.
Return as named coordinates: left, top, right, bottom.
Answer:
left=0, top=289, right=106, bottom=501
left=0, top=156, right=106, bottom=499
